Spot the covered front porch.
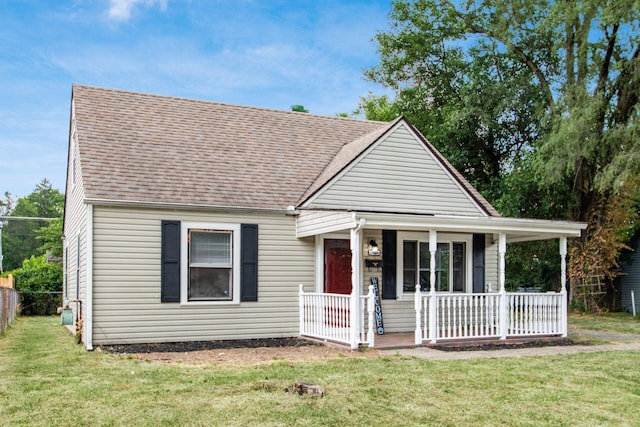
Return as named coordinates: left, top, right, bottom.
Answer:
left=296, top=210, right=586, bottom=349
left=300, top=284, right=568, bottom=349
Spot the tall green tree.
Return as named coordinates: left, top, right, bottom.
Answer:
left=2, top=179, right=64, bottom=271
left=363, top=0, right=550, bottom=198
left=36, top=219, right=63, bottom=258
left=365, top=0, right=640, bottom=299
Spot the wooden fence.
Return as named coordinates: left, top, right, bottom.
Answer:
left=1, top=286, right=20, bottom=335
left=0, top=274, right=14, bottom=288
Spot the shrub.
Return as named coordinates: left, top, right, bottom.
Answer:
left=12, top=255, right=62, bottom=315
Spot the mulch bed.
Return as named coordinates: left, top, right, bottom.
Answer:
left=428, top=337, right=576, bottom=352
left=101, top=337, right=318, bottom=354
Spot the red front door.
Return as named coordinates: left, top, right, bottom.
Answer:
left=324, top=239, right=352, bottom=294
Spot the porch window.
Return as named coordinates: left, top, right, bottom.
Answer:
left=401, top=235, right=468, bottom=293
left=180, top=222, right=241, bottom=304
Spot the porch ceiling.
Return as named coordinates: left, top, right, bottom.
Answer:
left=296, top=210, right=586, bottom=242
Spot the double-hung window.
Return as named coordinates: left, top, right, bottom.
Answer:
left=181, top=223, right=241, bottom=304
left=398, top=232, right=471, bottom=294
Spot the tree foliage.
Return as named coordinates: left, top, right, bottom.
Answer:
left=363, top=0, right=550, bottom=197
left=13, top=255, right=62, bottom=294
left=36, top=219, right=63, bottom=258
left=12, top=254, right=63, bottom=315
left=365, top=0, right=640, bottom=304
left=1, top=179, right=64, bottom=271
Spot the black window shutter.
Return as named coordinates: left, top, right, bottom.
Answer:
left=161, top=220, right=181, bottom=302
left=472, top=234, right=485, bottom=293
left=382, top=230, right=397, bottom=299
left=240, top=224, right=259, bottom=301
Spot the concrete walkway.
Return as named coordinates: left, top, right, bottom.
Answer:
left=382, top=328, right=640, bottom=360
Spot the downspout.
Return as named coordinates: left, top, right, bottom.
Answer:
left=66, top=299, right=82, bottom=341
left=85, top=204, right=94, bottom=350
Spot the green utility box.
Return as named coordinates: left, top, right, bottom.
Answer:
left=61, top=308, right=73, bottom=325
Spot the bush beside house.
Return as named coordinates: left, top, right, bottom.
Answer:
left=12, top=255, right=62, bottom=315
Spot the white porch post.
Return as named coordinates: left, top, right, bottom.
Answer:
left=349, top=220, right=364, bottom=349
left=498, top=233, right=508, bottom=340
left=559, top=236, right=568, bottom=337
left=414, top=284, right=422, bottom=345
left=299, top=284, right=305, bottom=337
left=428, top=230, right=437, bottom=344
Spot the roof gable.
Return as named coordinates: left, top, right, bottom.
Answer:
left=301, top=119, right=499, bottom=217
left=297, top=117, right=402, bottom=205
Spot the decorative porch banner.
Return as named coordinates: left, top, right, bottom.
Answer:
left=371, top=277, right=385, bottom=335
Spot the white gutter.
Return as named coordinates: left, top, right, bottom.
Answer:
left=358, top=212, right=586, bottom=240
left=85, top=204, right=93, bottom=351
left=296, top=210, right=586, bottom=241
left=83, top=198, right=290, bottom=214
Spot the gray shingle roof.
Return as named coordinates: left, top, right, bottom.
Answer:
left=72, top=85, right=389, bottom=210
left=71, top=85, right=499, bottom=216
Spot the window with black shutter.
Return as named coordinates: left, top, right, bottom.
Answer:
left=161, top=221, right=258, bottom=304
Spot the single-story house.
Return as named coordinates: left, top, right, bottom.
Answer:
left=63, top=85, right=586, bottom=350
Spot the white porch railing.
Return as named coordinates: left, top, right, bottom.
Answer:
left=299, top=285, right=566, bottom=348
left=507, top=293, right=564, bottom=336
left=417, top=286, right=566, bottom=343
left=422, top=293, right=502, bottom=340
left=299, top=285, right=376, bottom=349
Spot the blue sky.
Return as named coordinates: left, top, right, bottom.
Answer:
left=0, top=0, right=392, bottom=199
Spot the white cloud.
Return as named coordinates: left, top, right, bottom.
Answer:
left=108, top=0, right=168, bottom=22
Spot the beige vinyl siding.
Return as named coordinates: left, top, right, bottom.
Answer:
left=296, top=210, right=355, bottom=238
left=485, top=235, right=499, bottom=291
left=361, top=229, right=417, bottom=333
left=361, top=229, right=382, bottom=297
left=62, top=116, right=88, bottom=341
left=91, top=206, right=315, bottom=345
left=308, top=124, right=484, bottom=216
left=377, top=299, right=415, bottom=332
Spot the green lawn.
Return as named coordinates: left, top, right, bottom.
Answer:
left=569, top=311, right=640, bottom=335
left=2, top=317, right=640, bottom=426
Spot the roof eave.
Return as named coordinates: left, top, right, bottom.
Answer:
left=83, top=198, right=292, bottom=214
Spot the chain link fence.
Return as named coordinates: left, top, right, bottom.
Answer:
left=1, top=287, right=20, bottom=334
left=19, top=291, right=62, bottom=316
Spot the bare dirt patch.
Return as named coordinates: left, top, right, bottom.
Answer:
left=100, top=338, right=382, bottom=366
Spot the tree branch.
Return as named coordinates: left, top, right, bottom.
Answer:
left=565, top=20, right=575, bottom=88
left=613, top=44, right=640, bottom=124
left=467, top=23, right=554, bottom=108
left=441, top=0, right=554, bottom=109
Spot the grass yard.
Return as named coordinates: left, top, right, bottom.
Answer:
left=569, top=311, right=640, bottom=335
left=2, top=317, right=640, bottom=426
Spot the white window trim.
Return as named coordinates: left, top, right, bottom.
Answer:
left=314, top=233, right=350, bottom=293
left=76, top=233, right=81, bottom=299
left=70, top=129, right=77, bottom=189
left=396, top=231, right=473, bottom=298
left=63, top=244, right=69, bottom=300
left=180, top=222, right=241, bottom=305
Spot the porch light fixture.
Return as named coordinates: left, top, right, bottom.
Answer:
left=367, top=240, right=381, bottom=257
